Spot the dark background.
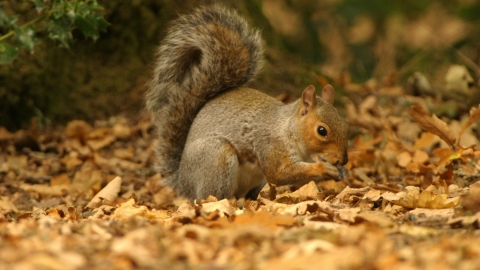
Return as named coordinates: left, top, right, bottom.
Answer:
left=1, top=0, right=480, bottom=130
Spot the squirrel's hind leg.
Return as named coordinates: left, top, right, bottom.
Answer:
left=244, top=180, right=266, bottom=200
left=178, top=137, right=239, bottom=201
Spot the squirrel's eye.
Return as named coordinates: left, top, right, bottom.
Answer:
left=317, top=126, right=327, bottom=137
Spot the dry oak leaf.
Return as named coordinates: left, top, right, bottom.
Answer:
left=201, top=199, right=234, bottom=217
left=0, top=196, right=19, bottom=212
left=335, top=207, right=361, bottom=223
left=335, top=186, right=370, bottom=200
left=412, top=150, right=429, bottom=164
left=356, top=211, right=395, bottom=228
left=111, top=198, right=170, bottom=221
left=408, top=208, right=455, bottom=220
left=414, top=132, right=438, bottom=150
left=409, top=105, right=456, bottom=147
left=281, top=239, right=336, bottom=259
left=112, top=122, right=132, bottom=139
left=448, top=212, right=480, bottom=228
left=283, top=200, right=334, bottom=216
left=384, top=186, right=460, bottom=209
left=397, top=151, right=412, bottom=167
left=232, top=211, right=296, bottom=230
left=50, top=173, right=71, bottom=186
left=458, top=105, right=480, bottom=145
left=86, top=176, right=122, bottom=208
left=87, top=134, right=116, bottom=151
left=64, top=120, right=92, bottom=141
left=61, top=155, right=83, bottom=171
left=363, top=189, right=381, bottom=201
left=20, top=183, right=68, bottom=196
left=276, top=181, right=319, bottom=203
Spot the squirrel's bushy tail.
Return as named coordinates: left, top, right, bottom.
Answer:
left=146, top=6, right=263, bottom=178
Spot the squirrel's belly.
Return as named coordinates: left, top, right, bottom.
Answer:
left=234, top=161, right=264, bottom=198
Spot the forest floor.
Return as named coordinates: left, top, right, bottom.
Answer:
left=1, top=77, right=480, bottom=269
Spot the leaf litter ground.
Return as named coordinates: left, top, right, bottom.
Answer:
left=1, top=82, right=480, bottom=269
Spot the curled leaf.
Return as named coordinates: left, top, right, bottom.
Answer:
left=86, top=176, right=122, bottom=208
left=409, top=106, right=456, bottom=148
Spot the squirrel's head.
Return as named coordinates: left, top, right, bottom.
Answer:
left=296, top=85, right=349, bottom=166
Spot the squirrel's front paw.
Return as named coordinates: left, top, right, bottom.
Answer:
left=336, top=165, right=349, bottom=181
left=320, top=162, right=348, bottom=181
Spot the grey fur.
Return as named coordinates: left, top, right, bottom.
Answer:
left=147, top=6, right=349, bottom=201
left=146, top=6, right=263, bottom=178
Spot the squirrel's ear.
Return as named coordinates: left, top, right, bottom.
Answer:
left=321, top=84, right=335, bottom=104
left=301, top=85, right=316, bottom=116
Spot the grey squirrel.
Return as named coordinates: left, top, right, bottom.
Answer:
left=146, top=6, right=349, bottom=201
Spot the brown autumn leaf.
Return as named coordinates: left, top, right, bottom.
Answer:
left=414, top=132, right=438, bottom=150
left=385, top=186, right=460, bottom=209
left=412, top=150, right=429, bottom=164
left=458, top=105, right=480, bottom=146
left=50, top=173, right=71, bottom=186
left=409, top=106, right=457, bottom=147
left=232, top=210, right=296, bottom=230
left=86, top=176, right=122, bottom=208
left=64, top=120, right=92, bottom=142
left=397, top=151, right=412, bottom=167
left=201, top=199, right=234, bottom=217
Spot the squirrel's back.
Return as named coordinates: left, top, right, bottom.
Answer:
left=146, top=6, right=263, bottom=178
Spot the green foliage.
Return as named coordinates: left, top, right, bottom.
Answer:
left=0, top=0, right=108, bottom=64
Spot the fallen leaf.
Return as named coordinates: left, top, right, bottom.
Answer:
left=112, top=123, right=132, bottom=139
left=86, top=176, right=122, bottom=208
left=114, top=146, right=134, bottom=160
left=20, top=184, right=68, bottom=196
left=283, top=200, right=334, bottom=216
left=448, top=213, right=480, bottom=228
left=397, top=151, right=412, bottom=167
left=409, top=106, right=456, bottom=147
left=232, top=211, right=296, bottom=230
left=0, top=196, right=19, bottom=212
left=61, top=155, right=83, bottom=171
left=386, top=186, right=460, bottom=209
left=202, top=199, right=233, bottom=217
left=412, top=150, right=429, bottom=164
left=414, top=132, right=438, bottom=150
left=87, top=135, right=116, bottom=151
left=357, top=211, right=395, bottom=228
left=458, top=105, right=480, bottom=146
left=336, top=208, right=361, bottom=223
left=276, top=181, right=318, bottom=203
left=50, top=173, right=71, bottom=186
left=65, top=120, right=92, bottom=142
left=88, top=127, right=111, bottom=139
left=335, top=186, right=370, bottom=200
left=0, top=127, right=15, bottom=140
left=364, top=189, right=381, bottom=201
left=111, top=198, right=169, bottom=221
left=6, top=155, right=28, bottom=172
left=408, top=208, right=454, bottom=220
